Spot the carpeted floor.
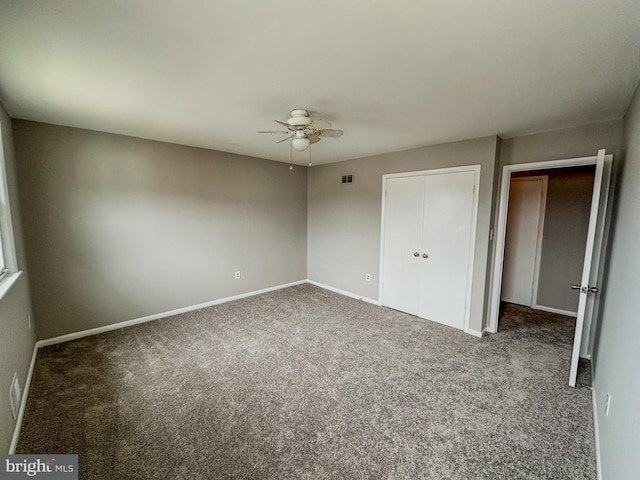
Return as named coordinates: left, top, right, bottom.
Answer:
left=17, top=285, right=596, bottom=479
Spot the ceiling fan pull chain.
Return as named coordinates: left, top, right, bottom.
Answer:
left=289, top=140, right=294, bottom=170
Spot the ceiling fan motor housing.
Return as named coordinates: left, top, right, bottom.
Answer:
left=288, top=109, right=312, bottom=126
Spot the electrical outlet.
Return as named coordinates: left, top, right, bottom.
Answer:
left=235, top=271, right=241, bottom=280
left=365, top=273, right=371, bottom=282
left=605, top=392, right=611, bottom=416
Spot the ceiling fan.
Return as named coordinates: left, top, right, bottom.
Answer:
left=258, top=109, right=343, bottom=151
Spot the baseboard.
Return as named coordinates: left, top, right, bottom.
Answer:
left=531, top=304, right=577, bottom=317
left=37, top=280, right=308, bottom=348
left=307, top=280, right=487, bottom=338
left=592, top=379, right=603, bottom=480
left=466, top=327, right=486, bottom=338
left=9, top=342, right=38, bottom=454
left=306, top=280, right=380, bottom=305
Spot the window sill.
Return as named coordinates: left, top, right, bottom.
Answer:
left=0, top=271, right=22, bottom=302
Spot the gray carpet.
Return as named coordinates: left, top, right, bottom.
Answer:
left=17, top=285, right=596, bottom=479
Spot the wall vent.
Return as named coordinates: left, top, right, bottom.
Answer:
left=341, top=174, right=353, bottom=184
left=9, top=373, right=21, bottom=421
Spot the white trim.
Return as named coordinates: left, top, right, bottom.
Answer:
left=592, top=379, right=603, bottom=480
left=379, top=164, right=481, bottom=335
left=11, top=280, right=307, bottom=450
left=381, top=164, right=482, bottom=180
left=467, top=328, right=486, bottom=338
left=37, top=280, right=307, bottom=347
left=488, top=154, right=605, bottom=334
left=464, top=167, right=481, bottom=335
left=307, top=280, right=380, bottom=305
left=530, top=304, right=577, bottom=317
left=0, top=270, right=21, bottom=302
left=0, top=124, right=18, bottom=273
left=9, top=343, right=38, bottom=454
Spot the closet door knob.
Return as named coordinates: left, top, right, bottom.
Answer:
left=413, top=252, right=420, bottom=257
left=422, top=253, right=429, bottom=259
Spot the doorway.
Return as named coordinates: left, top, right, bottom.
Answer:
left=489, top=151, right=614, bottom=386
left=501, top=166, right=597, bottom=317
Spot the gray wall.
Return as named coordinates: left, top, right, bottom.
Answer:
left=500, top=120, right=623, bottom=166
left=307, top=136, right=499, bottom=333
left=512, top=167, right=595, bottom=313
left=0, top=105, right=36, bottom=453
left=489, top=120, right=624, bottom=329
left=13, top=121, right=308, bottom=340
left=593, top=85, right=640, bottom=478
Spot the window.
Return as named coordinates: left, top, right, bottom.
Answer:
left=0, top=124, right=17, bottom=281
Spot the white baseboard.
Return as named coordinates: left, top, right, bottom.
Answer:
left=10, top=280, right=307, bottom=451
left=531, top=304, right=577, bottom=317
left=38, top=280, right=307, bottom=348
left=9, top=342, right=38, bottom=454
left=308, top=280, right=487, bottom=339
left=592, top=379, right=603, bottom=480
left=466, top=328, right=486, bottom=338
left=11, top=278, right=488, bottom=453
left=306, top=280, right=380, bottom=305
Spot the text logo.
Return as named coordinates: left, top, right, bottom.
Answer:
left=0, top=455, right=77, bottom=479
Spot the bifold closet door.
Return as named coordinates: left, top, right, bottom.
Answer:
left=381, top=175, right=425, bottom=316
left=381, top=170, right=476, bottom=330
left=419, top=171, right=475, bottom=329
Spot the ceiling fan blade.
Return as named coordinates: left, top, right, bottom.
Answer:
left=317, top=129, right=343, bottom=138
left=257, top=130, right=290, bottom=134
left=276, top=135, right=294, bottom=144
left=310, top=119, right=332, bottom=130
left=274, top=120, right=295, bottom=130
left=309, top=135, right=320, bottom=144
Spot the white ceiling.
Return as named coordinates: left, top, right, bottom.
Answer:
left=1, top=1, right=639, bottom=166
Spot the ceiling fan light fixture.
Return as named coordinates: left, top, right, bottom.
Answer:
left=291, top=136, right=311, bottom=151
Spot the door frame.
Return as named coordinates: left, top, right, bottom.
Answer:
left=379, top=164, right=481, bottom=335
left=488, top=154, right=614, bottom=349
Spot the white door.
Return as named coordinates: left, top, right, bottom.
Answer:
left=419, top=171, right=476, bottom=329
left=381, top=168, right=478, bottom=331
left=569, top=149, right=612, bottom=387
left=381, top=175, right=425, bottom=316
left=501, top=177, right=548, bottom=306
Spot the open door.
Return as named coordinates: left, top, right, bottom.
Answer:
left=568, top=149, right=613, bottom=387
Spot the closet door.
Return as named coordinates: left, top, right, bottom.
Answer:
left=381, top=175, right=425, bottom=315
left=419, top=171, right=476, bottom=329
left=381, top=167, right=478, bottom=331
